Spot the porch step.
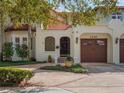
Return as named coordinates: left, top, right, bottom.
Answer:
left=58, top=57, right=67, bottom=63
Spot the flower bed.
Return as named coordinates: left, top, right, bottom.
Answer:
left=41, top=64, right=88, bottom=73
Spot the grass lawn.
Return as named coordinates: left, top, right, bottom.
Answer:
left=0, top=61, right=46, bottom=67
left=40, top=64, right=88, bottom=73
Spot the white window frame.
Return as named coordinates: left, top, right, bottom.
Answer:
left=112, top=12, right=123, bottom=21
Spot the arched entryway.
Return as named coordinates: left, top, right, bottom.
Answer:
left=60, top=37, right=70, bottom=57
left=80, top=33, right=112, bottom=63
left=120, top=34, right=124, bottom=63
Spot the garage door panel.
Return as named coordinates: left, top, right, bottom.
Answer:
left=120, top=39, right=124, bottom=63
left=81, top=39, right=107, bottom=63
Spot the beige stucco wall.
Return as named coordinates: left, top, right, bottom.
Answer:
left=36, top=19, right=124, bottom=64
left=120, top=34, right=124, bottom=39
left=36, top=28, right=73, bottom=61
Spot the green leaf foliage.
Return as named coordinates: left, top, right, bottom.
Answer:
left=16, top=44, right=29, bottom=60
left=3, top=42, right=14, bottom=60
left=11, top=0, right=52, bottom=26
left=51, top=0, right=118, bottom=26
left=0, top=67, right=33, bottom=86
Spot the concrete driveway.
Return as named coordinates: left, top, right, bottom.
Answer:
left=60, top=64, right=124, bottom=93
left=28, top=63, right=124, bottom=93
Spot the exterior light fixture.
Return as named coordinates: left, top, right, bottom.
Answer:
left=76, top=37, right=78, bottom=44
left=56, top=46, right=59, bottom=49
left=115, top=37, right=119, bottom=44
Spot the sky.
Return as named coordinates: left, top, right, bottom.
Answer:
left=117, top=0, right=124, bottom=6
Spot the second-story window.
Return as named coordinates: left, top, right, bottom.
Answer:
left=112, top=12, right=123, bottom=21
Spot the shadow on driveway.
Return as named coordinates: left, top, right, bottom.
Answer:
left=83, top=63, right=124, bottom=73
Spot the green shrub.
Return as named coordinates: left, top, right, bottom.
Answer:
left=71, top=64, right=88, bottom=73
left=16, top=44, right=29, bottom=61
left=0, top=67, right=33, bottom=86
left=3, top=42, right=14, bottom=61
left=71, top=64, right=83, bottom=68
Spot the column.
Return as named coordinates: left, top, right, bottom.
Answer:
left=112, top=36, right=120, bottom=64
left=73, top=30, right=80, bottom=63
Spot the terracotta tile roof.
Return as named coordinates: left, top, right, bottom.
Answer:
left=6, top=24, right=36, bottom=32
left=48, top=24, right=71, bottom=30
left=117, top=6, right=124, bottom=9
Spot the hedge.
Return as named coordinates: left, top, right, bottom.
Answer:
left=0, top=67, right=33, bottom=86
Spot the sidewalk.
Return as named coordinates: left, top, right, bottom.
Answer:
left=0, top=87, right=73, bottom=93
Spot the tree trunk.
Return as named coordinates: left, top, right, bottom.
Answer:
left=28, top=25, right=32, bottom=61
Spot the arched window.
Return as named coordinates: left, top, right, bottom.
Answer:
left=45, top=37, right=55, bottom=51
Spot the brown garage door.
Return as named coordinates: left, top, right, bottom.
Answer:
left=120, top=39, right=124, bottom=63
left=81, top=39, right=107, bottom=63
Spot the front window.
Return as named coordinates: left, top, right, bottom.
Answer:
left=45, top=37, right=55, bottom=51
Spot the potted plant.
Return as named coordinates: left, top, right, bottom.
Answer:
left=48, top=55, right=52, bottom=63
left=64, top=56, right=74, bottom=67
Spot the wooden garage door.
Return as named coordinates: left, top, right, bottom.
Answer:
left=81, top=39, right=107, bottom=63
left=120, top=39, right=124, bottom=63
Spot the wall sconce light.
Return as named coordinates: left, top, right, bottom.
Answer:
left=76, top=37, right=78, bottom=44
left=56, top=46, right=59, bottom=49
left=115, top=37, right=119, bottom=44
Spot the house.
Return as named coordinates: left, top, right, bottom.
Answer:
left=4, top=10, right=65, bottom=61
left=4, top=7, right=124, bottom=64
left=36, top=7, right=124, bottom=64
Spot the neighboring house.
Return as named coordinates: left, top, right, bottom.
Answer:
left=36, top=7, right=124, bottom=64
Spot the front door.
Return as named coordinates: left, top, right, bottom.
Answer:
left=81, top=39, right=107, bottom=63
left=60, top=37, right=70, bottom=57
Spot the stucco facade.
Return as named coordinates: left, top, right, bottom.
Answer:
left=36, top=19, right=124, bottom=64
